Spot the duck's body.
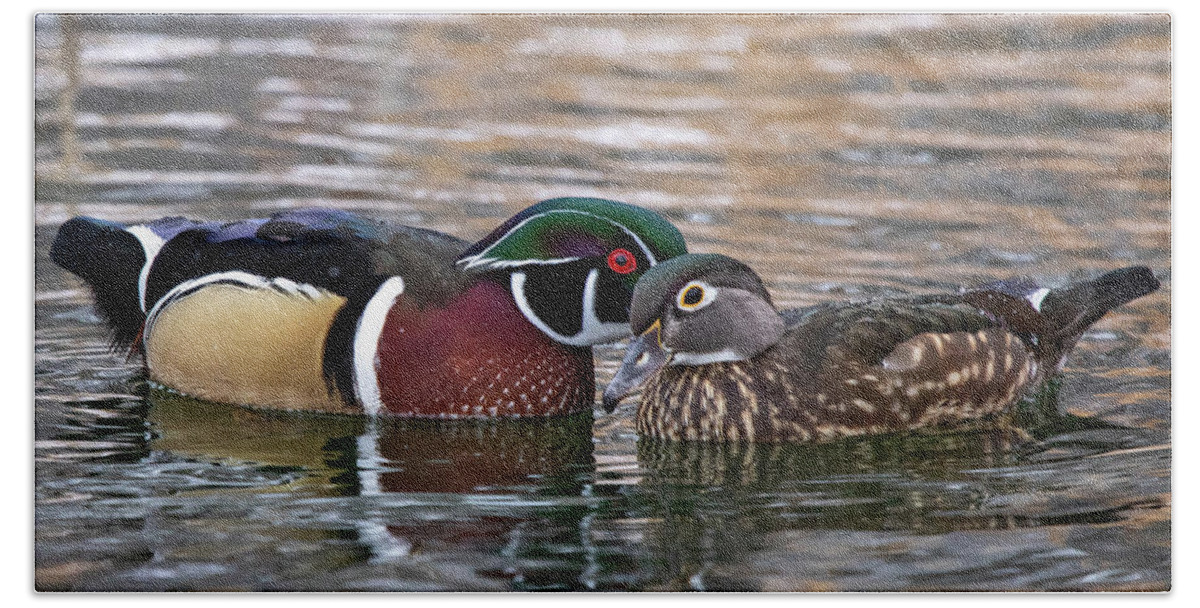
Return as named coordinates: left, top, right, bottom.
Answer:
left=603, top=255, right=1160, bottom=443
left=52, top=198, right=687, bottom=418
left=634, top=296, right=1044, bottom=443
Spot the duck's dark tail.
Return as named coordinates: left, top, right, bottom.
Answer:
left=51, top=216, right=199, bottom=350
left=965, top=266, right=1160, bottom=373
left=51, top=217, right=149, bottom=348
left=1038, top=266, right=1161, bottom=363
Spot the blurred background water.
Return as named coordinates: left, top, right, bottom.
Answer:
left=33, top=13, right=1170, bottom=591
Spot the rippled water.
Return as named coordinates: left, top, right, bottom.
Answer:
left=34, top=14, right=1170, bottom=591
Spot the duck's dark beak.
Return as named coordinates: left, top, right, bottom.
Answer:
left=602, top=320, right=669, bottom=413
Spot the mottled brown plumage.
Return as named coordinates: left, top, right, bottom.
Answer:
left=604, top=254, right=1160, bottom=443
left=634, top=298, right=1040, bottom=442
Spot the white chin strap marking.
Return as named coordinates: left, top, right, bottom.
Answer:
left=126, top=225, right=166, bottom=313
left=511, top=269, right=629, bottom=347
left=670, top=349, right=745, bottom=366
left=353, top=276, right=406, bottom=416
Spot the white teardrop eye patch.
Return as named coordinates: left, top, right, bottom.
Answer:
left=676, top=281, right=717, bottom=311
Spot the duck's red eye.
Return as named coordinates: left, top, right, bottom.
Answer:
left=607, top=248, right=637, bottom=274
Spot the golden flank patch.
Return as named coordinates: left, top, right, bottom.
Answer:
left=144, top=281, right=353, bottom=413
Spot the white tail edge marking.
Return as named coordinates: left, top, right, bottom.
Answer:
left=1026, top=288, right=1051, bottom=312
left=126, top=225, right=166, bottom=313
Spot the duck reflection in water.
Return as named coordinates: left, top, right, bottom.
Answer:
left=622, top=426, right=1067, bottom=591
left=146, top=391, right=595, bottom=587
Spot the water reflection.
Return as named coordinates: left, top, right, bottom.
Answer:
left=34, top=12, right=1170, bottom=591
left=622, top=429, right=1019, bottom=589
left=35, top=370, right=1167, bottom=590
left=145, top=392, right=598, bottom=584
left=142, top=391, right=1149, bottom=591
left=149, top=392, right=595, bottom=496
left=635, top=426, right=1024, bottom=488
left=605, top=423, right=1166, bottom=591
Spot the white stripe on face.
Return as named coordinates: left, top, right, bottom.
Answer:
left=457, top=209, right=658, bottom=271
left=510, top=269, right=630, bottom=347
left=461, top=256, right=580, bottom=270
left=126, top=225, right=167, bottom=313
left=353, top=276, right=406, bottom=416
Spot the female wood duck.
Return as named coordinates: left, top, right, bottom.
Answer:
left=602, top=254, right=1160, bottom=443
left=51, top=197, right=687, bottom=418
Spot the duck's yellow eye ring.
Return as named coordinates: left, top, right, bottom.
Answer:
left=676, top=281, right=716, bottom=311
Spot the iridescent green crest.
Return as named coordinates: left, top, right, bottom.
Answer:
left=456, top=197, right=687, bottom=270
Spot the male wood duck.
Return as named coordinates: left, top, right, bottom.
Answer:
left=51, top=197, right=687, bottom=418
left=602, top=254, right=1160, bottom=443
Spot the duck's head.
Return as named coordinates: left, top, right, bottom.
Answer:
left=602, top=253, right=785, bottom=411
left=456, top=197, right=687, bottom=347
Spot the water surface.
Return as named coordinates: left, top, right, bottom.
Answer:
left=34, top=13, right=1170, bottom=591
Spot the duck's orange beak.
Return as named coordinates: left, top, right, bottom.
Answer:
left=602, top=320, right=669, bottom=413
